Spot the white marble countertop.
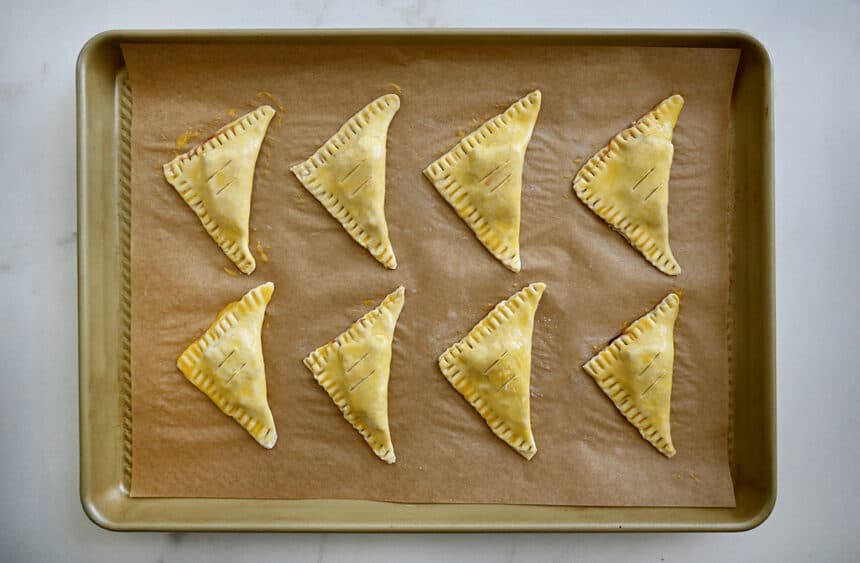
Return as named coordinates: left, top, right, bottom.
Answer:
left=2, top=0, right=859, bottom=560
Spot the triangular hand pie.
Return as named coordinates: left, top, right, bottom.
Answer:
left=291, top=95, right=400, bottom=269
left=583, top=292, right=680, bottom=457
left=424, top=91, right=542, bottom=272
left=438, top=282, right=546, bottom=459
left=572, top=95, right=684, bottom=275
left=303, top=286, right=405, bottom=463
left=177, top=282, right=277, bottom=449
left=163, top=105, right=275, bottom=275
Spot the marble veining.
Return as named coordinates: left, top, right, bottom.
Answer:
left=1, top=0, right=857, bottom=561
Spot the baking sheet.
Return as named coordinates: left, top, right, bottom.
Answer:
left=124, top=41, right=738, bottom=506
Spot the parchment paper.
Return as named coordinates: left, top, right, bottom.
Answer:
left=124, top=41, right=738, bottom=506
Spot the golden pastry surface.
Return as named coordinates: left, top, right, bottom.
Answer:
left=424, top=91, right=542, bottom=272
left=291, top=95, right=400, bottom=269
left=177, top=282, right=277, bottom=449
left=438, top=282, right=546, bottom=459
left=303, top=286, right=405, bottom=463
left=573, top=95, right=684, bottom=275
left=584, top=292, right=680, bottom=457
left=164, top=105, right=275, bottom=274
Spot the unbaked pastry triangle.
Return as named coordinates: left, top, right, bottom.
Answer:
left=583, top=292, right=680, bottom=457
left=572, top=95, right=684, bottom=275
left=303, top=286, right=405, bottom=463
left=177, top=282, right=277, bottom=449
left=291, top=95, right=400, bottom=269
left=163, top=105, right=275, bottom=275
left=438, top=282, right=546, bottom=459
left=423, top=91, right=542, bottom=272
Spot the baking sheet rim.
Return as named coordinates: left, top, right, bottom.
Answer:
left=77, top=28, right=775, bottom=532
